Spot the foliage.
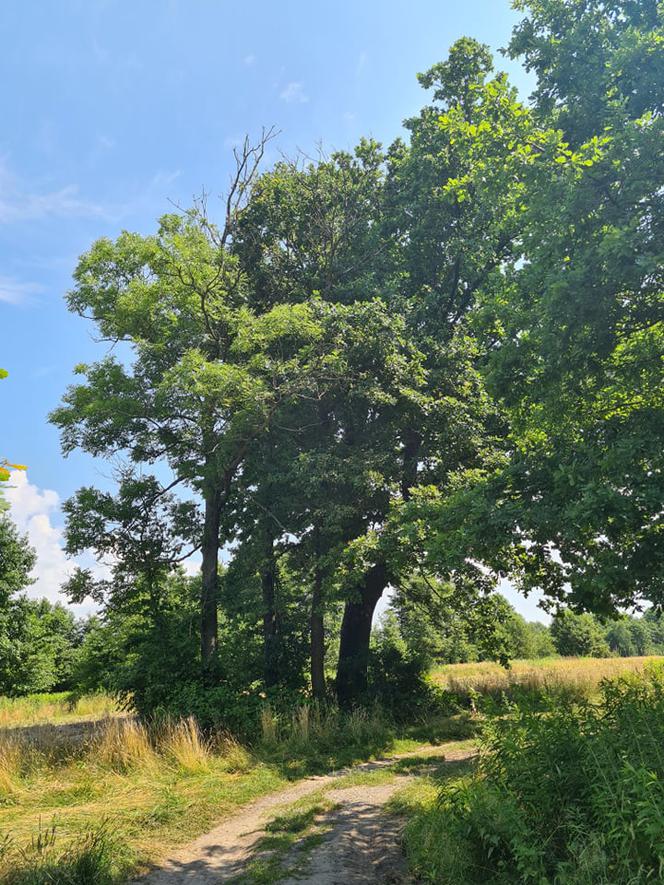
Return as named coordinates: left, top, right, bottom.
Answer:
left=367, top=613, right=440, bottom=720
left=403, top=667, right=664, bottom=883
left=550, top=609, right=610, bottom=658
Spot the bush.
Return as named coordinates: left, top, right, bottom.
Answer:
left=403, top=665, right=664, bottom=884
left=368, top=614, right=444, bottom=720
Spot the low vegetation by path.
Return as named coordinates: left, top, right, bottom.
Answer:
left=2, top=658, right=660, bottom=882
left=399, top=666, right=664, bottom=884
left=141, top=741, right=476, bottom=884
left=0, top=702, right=474, bottom=883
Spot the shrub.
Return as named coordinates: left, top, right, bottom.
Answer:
left=403, top=667, right=664, bottom=884
left=368, top=616, right=443, bottom=720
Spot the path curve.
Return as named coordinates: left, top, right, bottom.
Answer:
left=138, top=742, right=475, bottom=884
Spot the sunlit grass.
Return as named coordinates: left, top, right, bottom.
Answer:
left=430, top=655, right=664, bottom=699
left=0, top=692, right=119, bottom=729
left=0, top=701, right=464, bottom=881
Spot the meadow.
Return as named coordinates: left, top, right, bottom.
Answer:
left=0, top=693, right=119, bottom=730
left=431, top=655, right=664, bottom=698
left=2, top=656, right=661, bottom=882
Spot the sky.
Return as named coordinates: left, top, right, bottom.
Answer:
left=1, top=0, right=547, bottom=622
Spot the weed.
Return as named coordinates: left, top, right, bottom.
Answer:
left=159, top=716, right=210, bottom=773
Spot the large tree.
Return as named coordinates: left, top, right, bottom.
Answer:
left=234, top=40, right=550, bottom=705
left=401, top=0, right=663, bottom=618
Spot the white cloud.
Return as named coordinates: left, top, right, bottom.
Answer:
left=244, top=54, right=256, bottom=66
left=0, top=276, right=43, bottom=305
left=280, top=81, right=308, bottom=104
left=0, top=157, right=105, bottom=224
left=4, top=471, right=101, bottom=615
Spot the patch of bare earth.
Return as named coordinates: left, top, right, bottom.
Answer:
left=139, top=743, right=475, bottom=884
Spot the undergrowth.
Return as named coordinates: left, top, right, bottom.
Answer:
left=402, top=664, right=664, bottom=884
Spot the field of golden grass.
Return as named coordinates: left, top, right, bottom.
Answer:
left=0, top=692, right=119, bottom=729
left=430, top=655, right=664, bottom=697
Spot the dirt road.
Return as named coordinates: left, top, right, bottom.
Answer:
left=140, top=742, right=474, bottom=884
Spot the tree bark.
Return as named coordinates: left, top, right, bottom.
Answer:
left=335, top=560, right=388, bottom=708
left=262, top=537, right=280, bottom=688
left=310, top=562, right=326, bottom=700
left=200, top=486, right=221, bottom=666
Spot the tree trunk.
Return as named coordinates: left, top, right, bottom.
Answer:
left=262, top=536, right=280, bottom=688
left=310, top=562, right=326, bottom=700
left=200, top=486, right=221, bottom=666
left=335, top=561, right=388, bottom=708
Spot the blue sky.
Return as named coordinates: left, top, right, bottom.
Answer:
left=1, top=0, right=546, bottom=620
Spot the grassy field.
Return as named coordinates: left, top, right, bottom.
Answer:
left=430, top=655, right=664, bottom=699
left=0, top=692, right=120, bottom=729
left=2, top=658, right=661, bottom=882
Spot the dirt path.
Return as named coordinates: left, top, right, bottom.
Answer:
left=139, top=742, right=475, bottom=884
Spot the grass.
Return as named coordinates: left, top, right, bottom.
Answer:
left=0, top=693, right=120, bottom=729
left=430, top=654, right=664, bottom=703
left=0, top=699, right=468, bottom=883
left=4, top=657, right=647, bottom=883
left=230, top=793, right=338, bottom=884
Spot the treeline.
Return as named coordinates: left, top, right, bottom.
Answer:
left=389, top=595, right=664, bottom=665
left=2, top=0, right=660, bottom=724
left=1, top=500, right=663, bottom=702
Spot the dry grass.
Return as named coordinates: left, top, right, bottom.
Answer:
left=0, top=713, right=287, bottom=878
left=0, top=698, right=433, bottom=881
left=430, top=655, right=664, bottom=698
left=159, top=716, right=211, bottom=773
left=92, top=717, right=156, bottom=772
left=0, top=692, right=119, bottom=729
left=0, top=734, right=24, bottom=797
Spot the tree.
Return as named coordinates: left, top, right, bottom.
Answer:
left=233, top=40, right=550, bottom=705
left=484, top=0, right=664, bottom=613
left=51, top=137, right=371, bottom=677
left=550, top=609, right=609, bottom=658
left=400, top=2, right=663, bottom=622
left=0, top=513, right=35, bottom=606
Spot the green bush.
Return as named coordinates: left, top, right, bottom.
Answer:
left=403, top=666, right=664, bottom=884
left=368, top=615, right=445, bottom=720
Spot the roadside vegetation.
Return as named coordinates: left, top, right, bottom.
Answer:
left=0, top=703, right=466, bottom=883
left=399, top=664, right=664, bottom=884
left=2, top=653, right=661, bottom=882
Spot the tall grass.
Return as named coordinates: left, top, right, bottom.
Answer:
left=92, top=718, right=156, bottom=772
left=0, top=692, right=119, bottom=729
left=0, top=700, right=409, bottom=882
left=402, top=666, right=664, bottom=884
left=431, top=655, right=664, bottom=708
left=159, top=716, right=211, bottom=773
